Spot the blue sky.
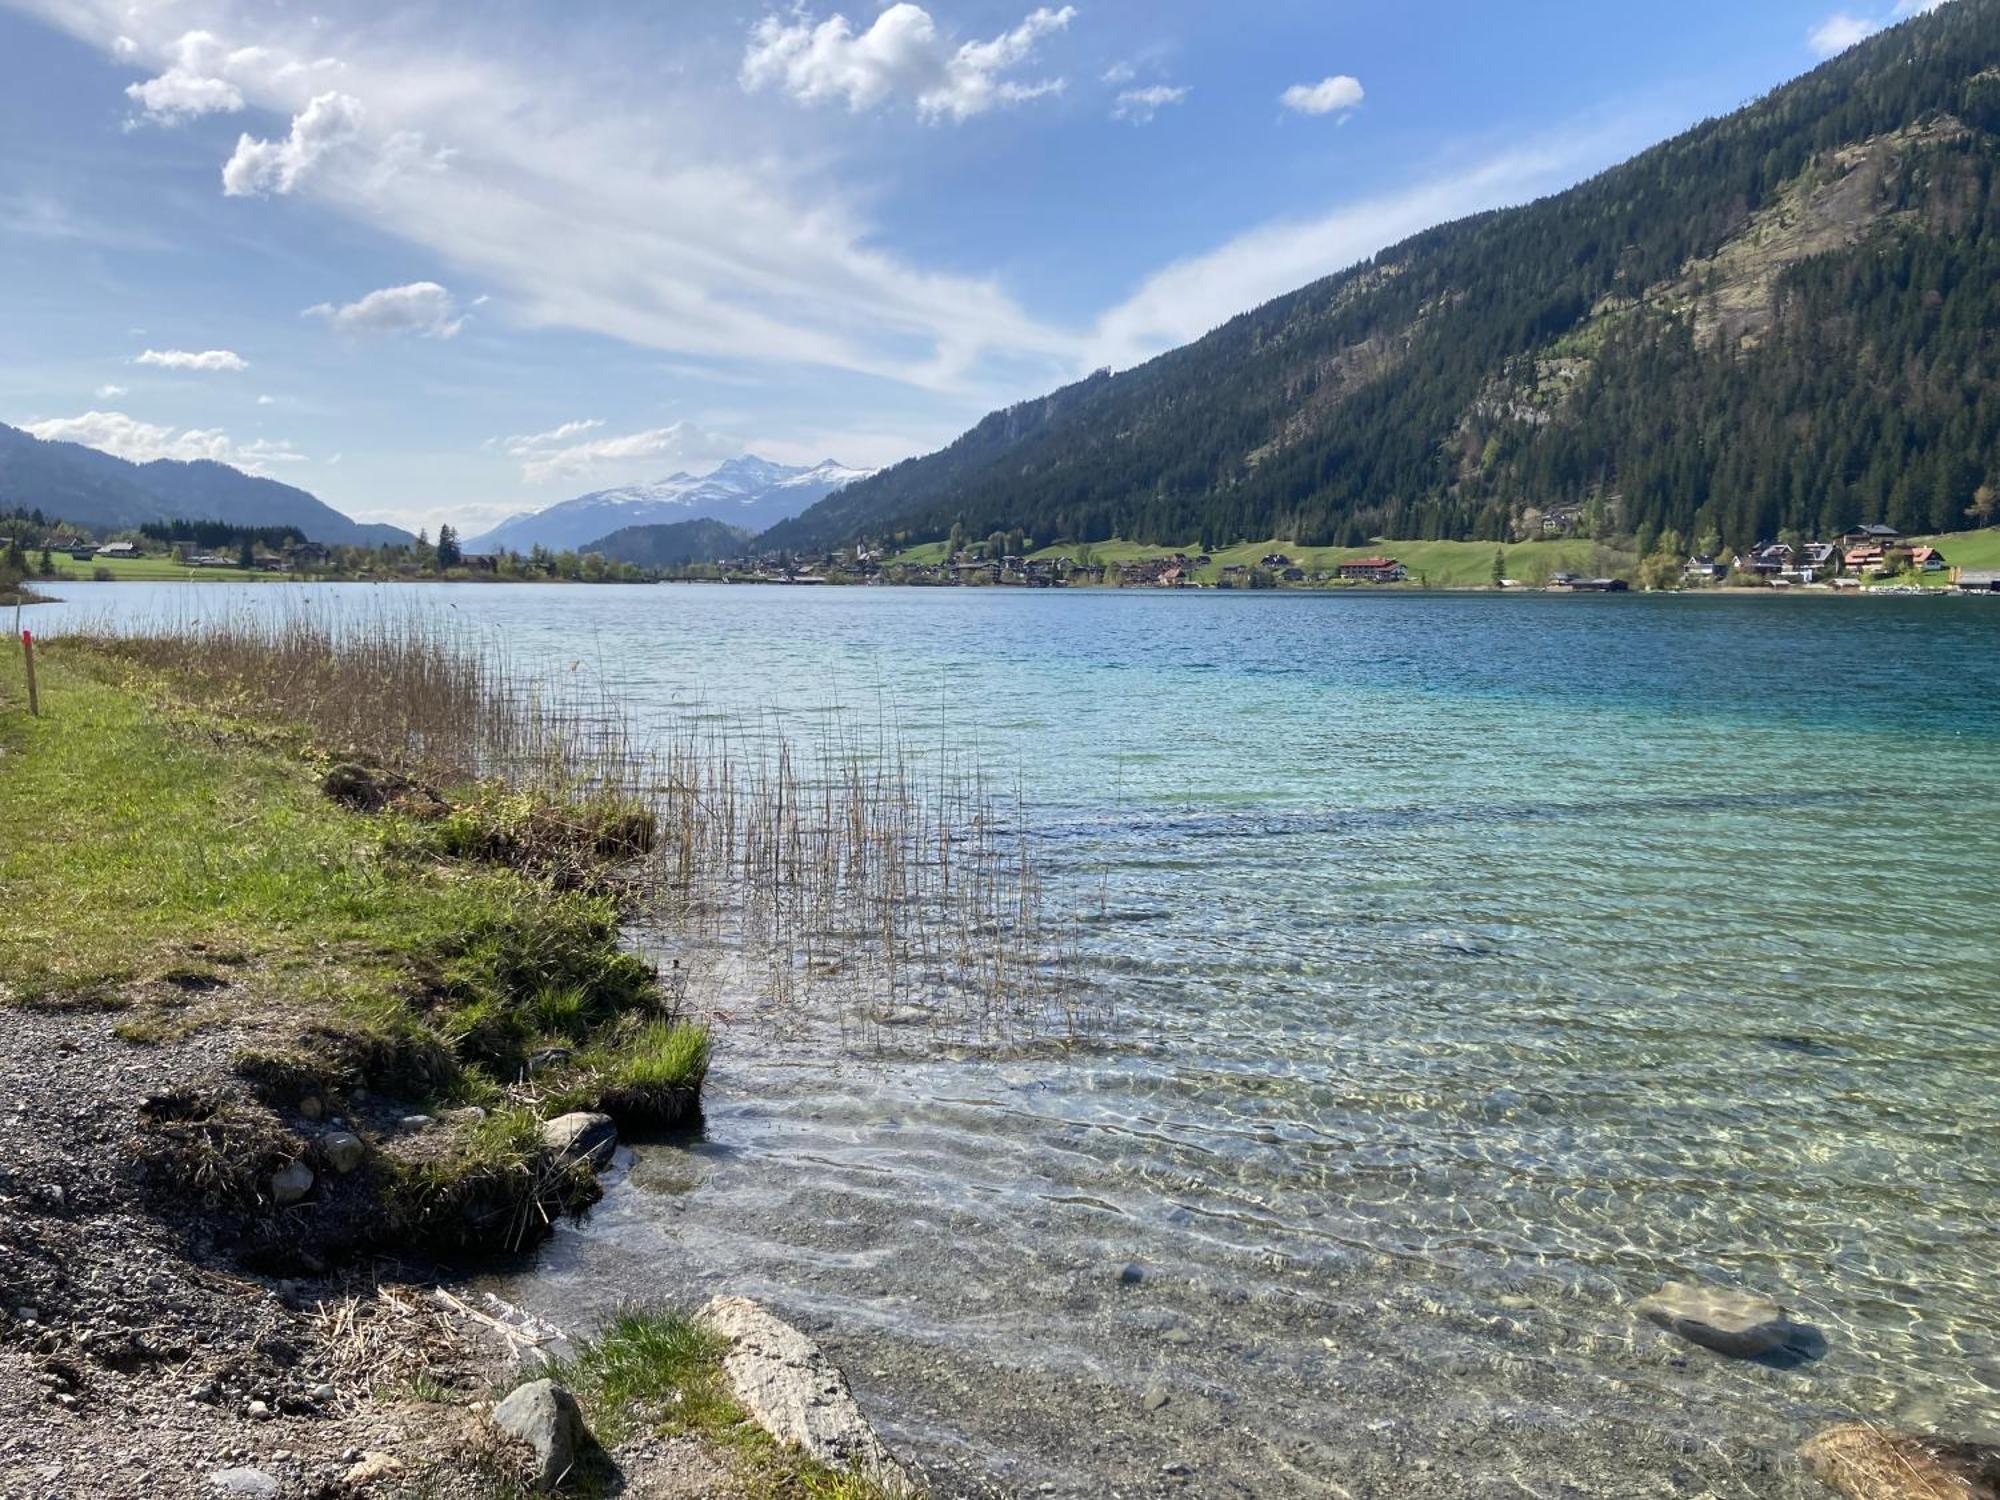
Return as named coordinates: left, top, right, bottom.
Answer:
left=0, top=0, right=1953, bottom=535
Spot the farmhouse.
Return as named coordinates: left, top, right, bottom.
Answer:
left=1336, top=556, right=1407, bottom=583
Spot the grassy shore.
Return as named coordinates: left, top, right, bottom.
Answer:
left=887, top=535, right=1614, bottom=586
left=0, top=633, right=923, bottom=1494
left=0, top=637, right=709, bottom=1251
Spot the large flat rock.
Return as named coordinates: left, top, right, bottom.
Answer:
left=698, top=1295, right=911, bottom=1495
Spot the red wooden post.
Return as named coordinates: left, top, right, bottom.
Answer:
left=20, top=628, right=38, bottom=717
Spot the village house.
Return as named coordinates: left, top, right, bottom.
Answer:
left=1841, top=523, right=1903, bottom=546
left=94, top=541, right=141, bottom=560
left=1683, top=555, right=1729, bottom=583
left=1739, top=541, right=1794, bottom=575
left=1908, top=545, right=1947, bottom=573
left=1336, top=556, right=1408, bottom=583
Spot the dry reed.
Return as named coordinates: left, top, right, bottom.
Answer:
left=66, top=601, right=1097, bottom=1052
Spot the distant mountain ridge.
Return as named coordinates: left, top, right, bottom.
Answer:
left=0, top=421, right=410, bottom=546
left=469, top=455, right=873, bottom=554
left=763, top=0, right=2000, bottom=556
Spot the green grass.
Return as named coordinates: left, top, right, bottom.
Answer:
left=995, top=535, right=1615, bottom=587
left=38, top=554, right=299, bottom=583
left=0, top=640, right=702, bottom=1124
left=1879, top=526, right=2000, bottom=587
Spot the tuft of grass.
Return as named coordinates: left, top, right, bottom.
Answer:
left=380, top=1106, right=602, bottom=1254
left=548, top=1309, right=733, bottom=1445
left=595, top=1022, right=710, bottom=1128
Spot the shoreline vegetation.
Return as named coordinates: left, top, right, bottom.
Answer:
left=15, top=508, right=2000, bottom=604
left=0, top=612, right=1054, bottom=1495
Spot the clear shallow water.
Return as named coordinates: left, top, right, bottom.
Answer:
left=38, top=582, right=2000, bottom=1496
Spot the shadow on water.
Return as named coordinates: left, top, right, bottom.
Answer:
left=1753, top=1322, right=1831, bottom=1371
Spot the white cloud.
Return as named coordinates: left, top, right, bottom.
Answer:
left=222, top=91, right=363, bottom=196
left=1101, top=61, right=1135, bottom=85
left=124, top=30, right=243, bottom=121
left=25, top=6, right=1078, bottom=390
left=95, top=383, right=127, bottom=399
left=1281, top=75, right=1364, bottom=117
left=133, top=347, right=249, bottom=372
left=741, top=4, right=1076, bottom=122
left=497, top=418, right=733, bottom=484
left=305, top=281, right=465, bottom=338
left=22, top=410, right=305, bottom=473
left=1808, top=13, right=1879, bottom=54
left=128, top=69, right=243, bottom=120
left=256, top=393, right=275, bottom=404
left=1113, top=84, right=1187, bottom=124
left=1813, top=0, right=1955, bottom=55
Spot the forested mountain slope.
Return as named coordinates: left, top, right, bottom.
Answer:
left=764, top=0, right=2000, bottom=555
left=0, top=423, right=410, bottom=545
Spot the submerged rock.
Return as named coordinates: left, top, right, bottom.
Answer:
left=1801, top=1423, right=2000, bottom=1500
left=539, top=1112, right=617, bottom=1170
left=490, top=1377, right=589, bottom=1491
left=1633, top=1280, right=1819, bottom=1360
left=699, top=1295, right=912, bottom=1494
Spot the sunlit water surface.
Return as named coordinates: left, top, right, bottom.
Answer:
left=40, top=583, right=2000, bottom=1497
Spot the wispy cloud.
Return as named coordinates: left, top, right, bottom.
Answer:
left=1810, top=0, right=1955, bottom=57
left=30, top=3, right=1080, bottom=392
left=1113, top=84, right=1188, bottom=124
left=741, top=4, right=1076, bottom=123
left=1280, top=74, right=1364, bottom=117
left=95, top=383, right=127, bottom=399
left=305, top=281, right=465, bottom=338
left=134, top=347, right=248, bottom=372
left=495, top=417, right=736, bottom=484
left=1088, top=128, right=1646, bottom=371
left=23, top=409, right=305, bottom=472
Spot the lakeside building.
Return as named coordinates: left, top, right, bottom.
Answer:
left=1336, top=557, right=1408, bottom=583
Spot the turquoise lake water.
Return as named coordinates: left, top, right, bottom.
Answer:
left=38, top=582, right=2000, bottom=1497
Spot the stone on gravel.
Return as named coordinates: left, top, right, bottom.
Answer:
left=539, top=1112, right=617, bottom=1170
left=209, top=1469, right=279, bottom=1499
left=343, top=1450, right=405, bottom=1485
left=1633, top=1280, right=1809, bottom=1359
left=698, top=1296, right=912, bottom=1495
left=318, top=1131, right=365, bottom=1175
left=1801, top=1424, right=2000, bottom=1500
left=490, top=1377, right=588, bottom=1491
left=269, top=1160, right=314, bottom=1206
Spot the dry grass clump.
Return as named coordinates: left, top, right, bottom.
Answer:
left=1800, top=1423, right=2000, bottom=1500
left=134, top=1089, right=303, bottom=1210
